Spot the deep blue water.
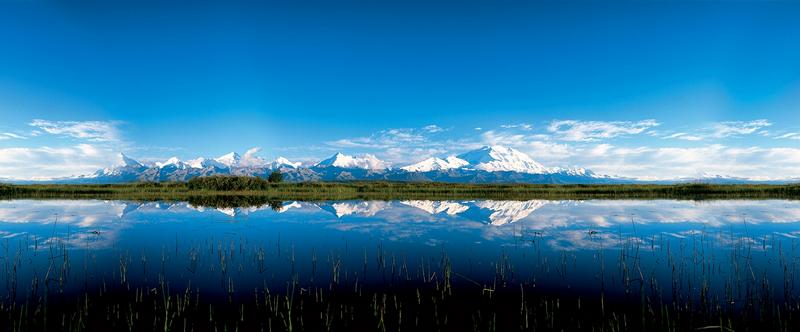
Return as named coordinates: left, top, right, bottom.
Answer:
left=0, top=199, right=798, bottom=306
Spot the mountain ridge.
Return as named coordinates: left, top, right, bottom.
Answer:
left=4, top=145, right=797, bottom=184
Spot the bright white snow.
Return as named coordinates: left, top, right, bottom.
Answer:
left=474, top=200, right=550, bottom=226
left=155, top=157, right=189, bottom=170
left=457, top=145, right=549, bottom=174
left=214, top=152, right=241, bottom=168
left=270, top=157, right=302, bottom=169
left=400, top=156, right=469, bottom=172
left=400, top=200, right=469, bottom=215
left=315, top=153, right=389, bottom=170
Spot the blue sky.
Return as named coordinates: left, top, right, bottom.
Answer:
left=1, top=1, right=799, bottom=180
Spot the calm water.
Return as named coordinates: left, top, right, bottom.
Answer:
left=1, top=199, right=799, bottom=305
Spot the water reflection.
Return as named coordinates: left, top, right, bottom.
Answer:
left=0, top=199, right=798, bottom=252
left=0, top=198, right=798, bottom=317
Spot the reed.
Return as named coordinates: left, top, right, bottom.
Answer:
left=0, top=220, right=797, bottom=331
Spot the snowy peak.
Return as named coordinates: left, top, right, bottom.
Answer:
left=457, top=145, right=548, bottom=174
left=186, top=157, right=226, bottom=169
left=398, top=146, right=550, bottom=173
left=319, top=201, right=390, bottom=217
left=401, top=156, right=469, bottom=172
left=674, top=172, right=751, bottom=183
left=315, top=153, right=347, bottom=167
left=549, top=166, right=598, bottom=177
left=697, top=172, right=743, bottom=179
left=400, top=200, right=469, bottom=215
left=156, top=157, right=189, bottom=170
left=398, top=145, right=571, bottom=175
left=475, top=200, right=549, bottom=226
left=186, top=158, right=205, bottom=169
left=94, top=153, right=145, bottom=177
left=118, top=153, right=143, bottom=168
left=399, top=200, right=550, bottom=225
left=271, top=157, right=302, bottom=169
left=275, top=201, right=303, bottom=213
left=315, top=153, right=388, bottom=170
left=74, top=146, right=614, bottom=184
left=214, top=152, right=241, bottom=168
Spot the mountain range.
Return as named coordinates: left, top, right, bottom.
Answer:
left=7, top=145, right=795, bottom=184
left=51, top=145, right=619, bottom=184
left=95, top=199, right=557, bottom=226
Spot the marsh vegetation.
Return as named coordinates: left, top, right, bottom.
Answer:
left=0, top=198, right=798, bottom=330
left=2, top=177, right=800, bottom=202
left=1, top=223, right=797, bottom=330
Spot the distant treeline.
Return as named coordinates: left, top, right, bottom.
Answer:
left=187, top=174, right=282, bottom=191
left=2, top=176, right=800, bottom=202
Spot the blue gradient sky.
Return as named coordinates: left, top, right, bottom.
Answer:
left=1, top=1, right=799, bottom=180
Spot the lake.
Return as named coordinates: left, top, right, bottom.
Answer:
left=1, top=198, right=799, bottom=330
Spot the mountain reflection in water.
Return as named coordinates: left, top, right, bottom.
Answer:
left=1, top=198, right=799, bottom=330
left=1, top=199, right=799, bottom=251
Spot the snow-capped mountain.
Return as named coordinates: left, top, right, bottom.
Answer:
left=399, top=146, right=607, bottom=179
left=315, top=199, right=550, bottom=226
left=215, top=152, right=241, bottom=168
left=401, top=156, right=469, bottom=172
left=315, top=153, right=389, bottom=170
left=456, top=145, right=549, bottom=174
left=119, top=153, right=143, bottom=168
left=275, top=201, right=303, bottom=213
left=186, top=157, right=226, bottom=169
left=32, top=145, right=627, bottom=184
left=89, top=153, right=148, bottom=180
left=474, top=200, right=549, bottom=226
left=270, top=157, right=302, bottom=169
left=319, top=201, right=390, bottom=217
left=156, top=157, right=190, bottom=170
left=400, top=200, right=469, bottom=215
left=669, top=173, right=754, bottom=184
left=548, top=166, right=597, bottom=177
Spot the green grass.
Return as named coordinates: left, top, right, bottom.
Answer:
left=2, top=179, right=800, bottom=202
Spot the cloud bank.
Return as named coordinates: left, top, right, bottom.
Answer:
left=29, top=119, right=121, bottom=142
left=1, top=118, right=799, bottom=181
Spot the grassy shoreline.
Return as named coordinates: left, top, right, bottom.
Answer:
left=2, top=181, right=800, bottom=202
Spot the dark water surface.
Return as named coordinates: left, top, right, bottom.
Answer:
left=1, top=199, right=799, bottom=330
left=2, top=199, right=798, bottom=297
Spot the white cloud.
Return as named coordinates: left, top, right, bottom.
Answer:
left=710, top=119, right=771, bottom=138
left=243, top=147, right=261, bottom=159
left=327, top=127, right=430, bottom=150
left=547, top=119, right=659, bottom=141
left=322, top=120, right=800, bottom=180
left=662, top=119, right=773, bottom=141
left=0, top=145, right=119, bottom=180
left=4, top=113, right=798, bottom=182
left=29, top=119, right=121, bottom=142
left=422, top=125, right=445, bottom=133
left=240, top=147, right=269, bottom=166
left=662, top=132, right=703, bottom=141
left=500, top=123, right=533, bottom=130
left=325, top=127, right=448, bottom=163
left=471, top=123, right=800, bottom=180
left=75, top=143, right=102, bottom=157
left=324, top=125, right=493, bottom=164
left=480, top=130, right=527, bottom=146
left=0, top=132, right=26, bottom=140
left=571, top=144, right=800, bottom=180
left=480, top=130, right=572, bottom=161
left=775, top=132, right=800, bottom=140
